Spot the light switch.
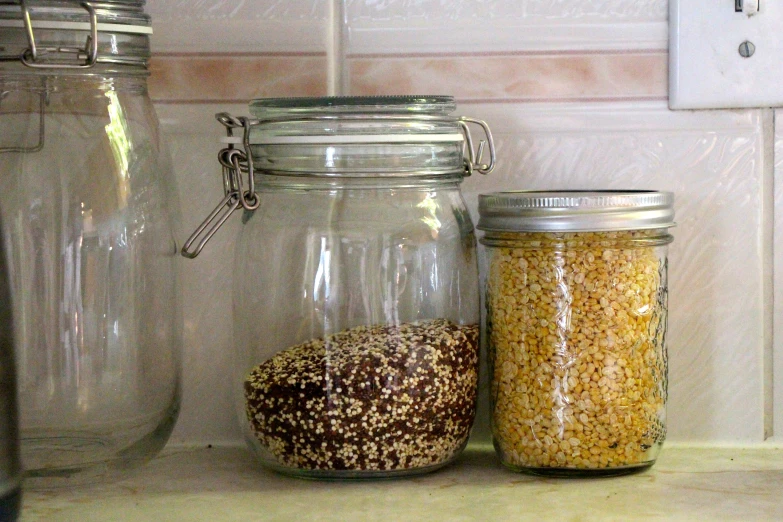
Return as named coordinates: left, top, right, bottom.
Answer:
left=670, top=0, right=783, bottom=109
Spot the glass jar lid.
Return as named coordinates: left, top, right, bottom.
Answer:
left=477, top=190, right=675, bottom=233
left=180, top=96, right=495, bottom=259
left=219, top=95, right=495, bottom=178
left=249, top=95, right=456, bottom=115
left=0, top=0, right=151, bottom=69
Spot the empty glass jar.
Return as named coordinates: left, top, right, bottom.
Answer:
left=479, top=191, right=674, bottom=476
left=0, top=1, right=181, bottom=487
left=184, top=96, right=494, bottom=478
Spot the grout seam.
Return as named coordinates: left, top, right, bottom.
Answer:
left=764, top=108, right=775, bottom=440
left=152, top=52, right=327, bottom=58
left=327, top=0, right=346, bottom=96
left=151, top=96, right=671, bottom=105
left=346, top=49, right=668, bottom=59
left=771, top=108, right=779, bottom=441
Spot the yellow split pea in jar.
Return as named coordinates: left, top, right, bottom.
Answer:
left=478, top=191, right=674, bottom=477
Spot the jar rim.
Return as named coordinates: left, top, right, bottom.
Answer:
left=249, top=95, right=456, bottom=117
left=477, top=190, right=676, bottom=233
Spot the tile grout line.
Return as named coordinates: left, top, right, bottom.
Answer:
left=346, top=49, right=668, bottom=59
left=772, top=108, right=780, bottom=441
left=327, top=0, right=347, bottom=96
left=152, top=52, right=327, bottom=58
left=764, top=108, right=775, bottom=440
left=150, top=96, right=671, bottom=105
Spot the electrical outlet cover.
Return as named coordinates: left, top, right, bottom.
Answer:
left=670, top=0, right=783, bottom=109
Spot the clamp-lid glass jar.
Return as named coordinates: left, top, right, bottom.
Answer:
left=478, top=191, right=674, bottom=476
left=0, top=1, right=181, bottom=487
left=184, top=95, right=495, bottom=479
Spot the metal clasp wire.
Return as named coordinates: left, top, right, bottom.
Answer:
left=20, top=0, right=99, bottom=69
left=181, top=114, right=260, bottom=259
left=179, top=191, right=241, bottom=259
left=459, top=117, right=496, bottom=176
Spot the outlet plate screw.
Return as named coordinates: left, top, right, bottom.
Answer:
left=739, top=40, right=756, bottom=58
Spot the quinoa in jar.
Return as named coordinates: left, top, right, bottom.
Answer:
left=478, top=191, right=674, bottom=477
left=184, top=96, right=496, bottom=479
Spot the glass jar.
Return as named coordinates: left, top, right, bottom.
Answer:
left=0, top=1, right=181, bottom=487
left=0, top=217, right=21, bottom=520
left=478, top=191, right=674, bottom=477
left=184, top=96, right=494, bottom=478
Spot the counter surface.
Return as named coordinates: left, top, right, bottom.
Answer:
left=21, top=444, right=783, bottom=521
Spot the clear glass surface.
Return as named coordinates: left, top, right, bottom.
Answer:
left=483, top=230, right=670, bottom=476
left=0, top=73, right=181, bottom=488
left=234, top=176, right=480, bottom=478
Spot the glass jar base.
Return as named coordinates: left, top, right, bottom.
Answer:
left=502, top=461, right=655, bottom=478
left=250, top=435, right=468, bottom=481
left=21, top=410, right=178, bottom=489
left=261, top=455, right=459, bottom=481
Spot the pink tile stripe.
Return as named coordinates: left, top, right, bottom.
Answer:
left=348, top=52, right=668, bottom=102
left=149, top=54, right=328, bottom=103
left=148, top=51, right=668, bottom=103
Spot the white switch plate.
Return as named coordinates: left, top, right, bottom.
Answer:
left=670, top=0, right=783, bottom=109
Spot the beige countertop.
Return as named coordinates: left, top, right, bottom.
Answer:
left=20, top=444, right=783, bottom=521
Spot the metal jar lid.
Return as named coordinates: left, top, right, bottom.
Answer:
left=0, top=1, right=152, bottom=69
left=477, top=190, right=675, bottom=233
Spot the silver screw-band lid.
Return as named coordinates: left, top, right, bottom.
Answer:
left=477, top=190, right=675, bottom=232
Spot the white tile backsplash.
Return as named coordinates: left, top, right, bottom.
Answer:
left=148, top=1, right=327, bottom=19
left=347, top=0, right=667, bottom=22
left=345, top=0, right=668, bottom=53
left=147, top=0, right=329, bottom=53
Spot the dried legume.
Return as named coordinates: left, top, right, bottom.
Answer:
left=487, top=231, right=668, bottom=472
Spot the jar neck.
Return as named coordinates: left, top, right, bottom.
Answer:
left=0, top=69, right=148, bottom=93
left=480, top=229, right=674, bottom=249
left=256, top=172, right=465, bottom=191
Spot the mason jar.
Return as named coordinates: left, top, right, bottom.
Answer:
left=478, top=191, right=674, bottom=476
left=0, top=1, right=181, bottom=487
left=184, top=96, right=494, bottom=479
